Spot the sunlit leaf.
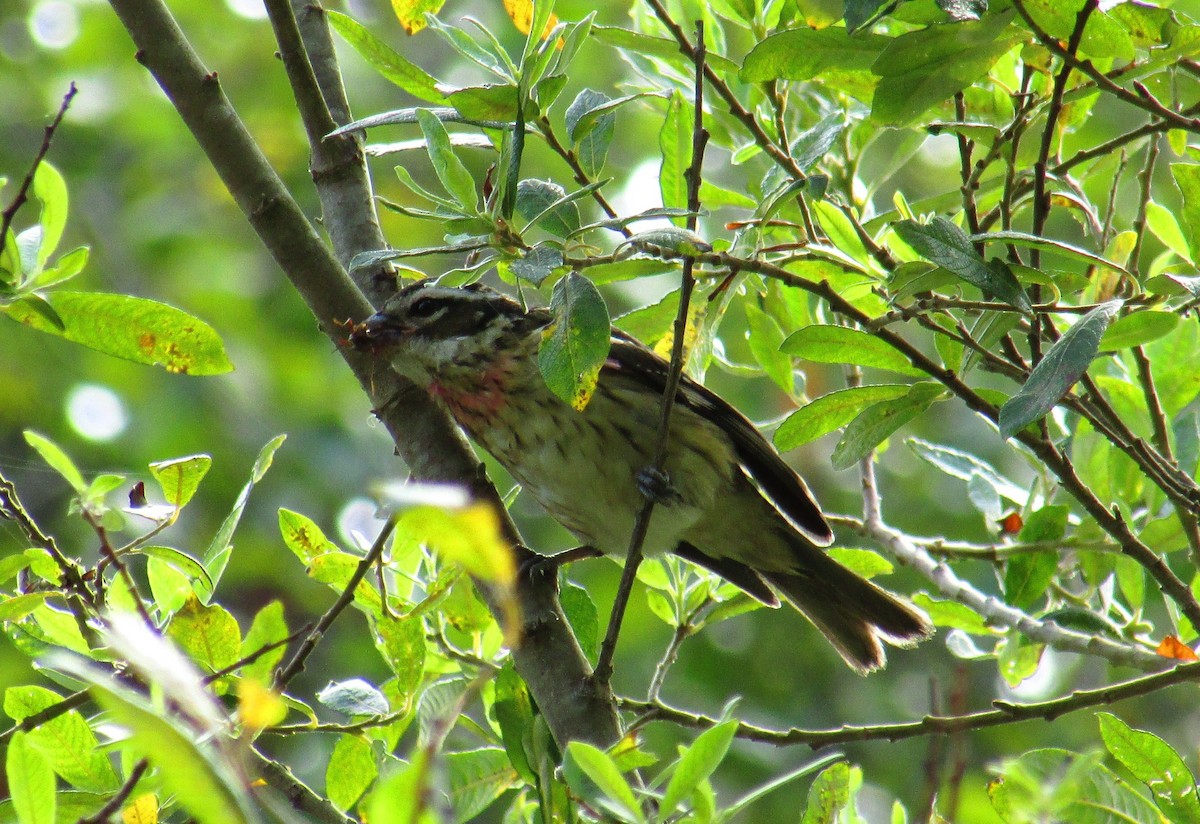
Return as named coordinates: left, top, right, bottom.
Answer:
left=7, top=291, right=233, bottom=374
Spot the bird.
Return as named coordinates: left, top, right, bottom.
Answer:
left=351, top=280, right=931, bottom=673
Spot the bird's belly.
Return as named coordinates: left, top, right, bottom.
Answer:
left=472, top=386, right=731, bottom=556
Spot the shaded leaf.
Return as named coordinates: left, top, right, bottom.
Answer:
left=999, top=301, right=1122, bottom=440
left=894, top=218, right=1031, bottom=312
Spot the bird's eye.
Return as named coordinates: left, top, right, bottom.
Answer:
left=409, top=297, right=441, bottom=318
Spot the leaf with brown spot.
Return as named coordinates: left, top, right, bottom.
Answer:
left=5, top=291, right=232, bottom=375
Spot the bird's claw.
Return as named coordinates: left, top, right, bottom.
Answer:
left=637, top=466, right=682, bottom=505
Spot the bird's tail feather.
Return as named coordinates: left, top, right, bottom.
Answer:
left=762, top=551, right=932, bottom=674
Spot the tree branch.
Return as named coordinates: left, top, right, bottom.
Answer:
left=105, top=0, right=619, bottom=749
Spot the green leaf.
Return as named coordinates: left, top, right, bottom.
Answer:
left=811, top=200, right=871, bottom=268
left=0, top=592, right=51, bottom=621
left=741, top=27, right=889, bottom=81
left=327, top=734, right=378, bottom=812
left=894, top=218, right=1031, bottom=312
left=4, top=686, right=118, bottom=794
left=802, top=761, right=853, bottom=824
left=509, top=242, right=565, bottom=286
left=447, top=83, right=520, bottom=121
left=82, top=669, right=250, bottom=824
left=1003, top=506, right=1068, bottom=610
left=199, top=435, right=286, bottom=599
left=661, top=720, right=738, bottom=814
left=781, top=325, right=924, bottom=376
left=493, top=664, right=536, bottom=785
left=366, top=749, right=438, bottom=824
left=147, top=556, right=192, bottom=616
left=538, top=272, right=610, bottom=410
left=566, top=89, right=657, bottom=143
left=974, top=230, right=1131, bottom=276
left=565, top=741, right=645, bottom=824
left=149, top=454, right=211, bottom=509
left=278, top=508, right=340, bottom=564
left=871, top=12, right=1026, bottom=126
left=912, top=594, right=989, bottom=633
left=415, top=109, right=478, bottom=211
left=989, top=748, right=1161, bottom=824
left=999, top=300, right=1122, bottom=440
left=1100, top=310, right=1180, bottom=351
left=827, top=548, right=894, bottom=579
left=1098, top=712, right=1200, bottom=823
left=6, top=291, right=233, bottom=374
left=446, top=748, right=515, bottom=821
left=27, top=244, right=88, bottom=290
left=515, top=179, right=580, bottom=237
left=141, top=546, right=213, bottom=594
left=831, top=383, right=947, bottom=470
left=372, top=614, right=427, bottom=700
left=1172, top=164, right=1200, bottom=263
left=743, top=303, right=792, bottom=393
left=658, top=89, right=693, bottom=224
left=560, top=580, right=599, bottom=663
left=590, top=26, right=740, bottom=75
left=1004, top=551, right=1058, bottom=612
left=775, top=385, right=911, bottom=451
left=1021, top=0, right=1133, bottom=60
left=240, top=600, right=288, bottom=684
left=1145, top=200, right=1194, bottom=263
left=620, top=226, right=712, bottom=256
left=7, top=731, right=55, bottom=824
left=23, top=430, right=85, bottom=493
left=166, top=594, right=242, bottom=673
left=32, top=162, right=68, bottom=270
left=907, top=437, right=1030, bottom=504
left=326, top=11, right=445, bottom=102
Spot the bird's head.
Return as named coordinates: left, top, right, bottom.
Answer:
left=350, top=281, right=543, bottom=382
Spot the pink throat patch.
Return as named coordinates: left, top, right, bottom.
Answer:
left=426, top=357, right=513, bottom=430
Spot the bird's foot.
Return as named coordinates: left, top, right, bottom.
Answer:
left=637, top=466, right=682, bottom=506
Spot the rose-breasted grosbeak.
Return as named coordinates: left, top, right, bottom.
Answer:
left=353, top=281, right=931, bottom=673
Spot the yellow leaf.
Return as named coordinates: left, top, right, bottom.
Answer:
left=391, top=0, right=445, bottom=35
left=397, top=503, right=521, bottom=644
left=503, top=0, right=558, bottom=39
left=122, top=793, right=159, bottom=824
left=398, top=504, right=514, bottom=584
left=238, top=678, right=288, bottom=730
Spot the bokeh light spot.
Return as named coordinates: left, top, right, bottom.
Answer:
left=66, top=383, right=128, bottom=442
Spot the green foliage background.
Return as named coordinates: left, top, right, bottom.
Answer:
left=3, top=0, right=1200, bottom=821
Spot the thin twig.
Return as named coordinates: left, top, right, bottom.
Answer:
left=0, top=83, right=77, bottom=261
left=1012, top=0, right=1200, bottom=134
left=620, top=659, right=1200, bottom=748
left=77, top=758, right=150, bottom=824
left=274, top=517, right=396, bottom=689
left=594, top=20, right=709, bottom=688
left=696, top=251, right=1200, bottom=636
